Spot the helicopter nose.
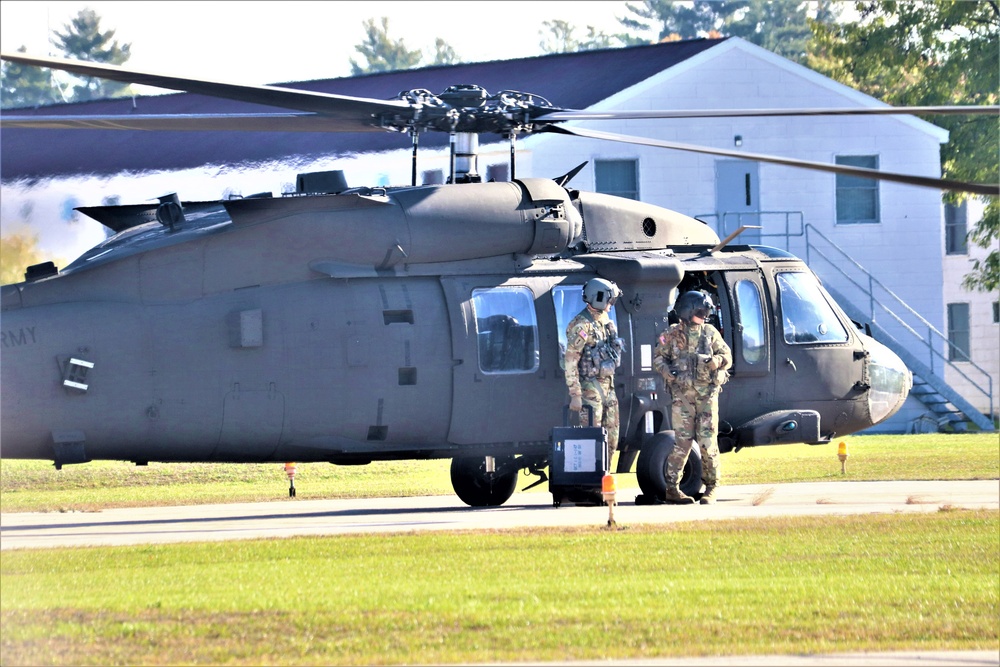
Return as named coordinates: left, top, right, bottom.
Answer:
left=863, top=336, right=912, bottom=426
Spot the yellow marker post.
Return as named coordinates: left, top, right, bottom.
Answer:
left=837, top=441, right=849, bottom=474
left=284, top=462, right=297, bottom=497
left=602, top=473, right=617, bottom=528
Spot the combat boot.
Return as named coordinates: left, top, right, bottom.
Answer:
left=700, top=485, right=717, bottom=505
left=663, top=486, right=694, bottom=505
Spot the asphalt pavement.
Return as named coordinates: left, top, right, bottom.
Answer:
left=1, top=479, right=997, bottom=549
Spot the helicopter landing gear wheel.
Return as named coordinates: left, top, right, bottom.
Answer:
left=636, top=432, right=703, bottom=501
left=450, top=455, right=518, bottom=507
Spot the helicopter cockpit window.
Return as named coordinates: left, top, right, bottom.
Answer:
left=471, top=287, right=539, bottom=374
left=553, top=285, right=619, bottom=370
left=777, top=272, right=848, bottom=344
left=735, top=280, right=765, bottom=364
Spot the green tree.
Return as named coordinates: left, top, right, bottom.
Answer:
left=0, top=232, right=46, bottom=285
left=539, top=19, right=619, bottom=53
left=619, top=0, right=837, bottom=62
left=430, top=38, right=459, bottom=66
left=51, top=7, right=132, bottom=101
left=1, top=46, right=63, bottom=108
left=350, top=17, right=425, bottom=74
left=809, top=0, right=1000, bottom=293
left=620, top=0, right=719, bottom=42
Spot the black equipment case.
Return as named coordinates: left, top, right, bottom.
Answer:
left=549, top=406, right=609, bottom=507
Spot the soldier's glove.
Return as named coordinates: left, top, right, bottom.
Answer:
left=569, top=395, right=583, bottom=412
left=697, top=354, right=717, bottom=370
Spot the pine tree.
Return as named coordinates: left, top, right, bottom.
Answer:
left=51, top=7, right=132, bottom=101
left=1, top=46, right=62, bottom=108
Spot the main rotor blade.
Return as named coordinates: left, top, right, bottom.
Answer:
left=0, top=112, right=385, bottom=133
left=0, top=52, right=410, bottom=120
left=544, top=126, right=999, bottom=196
left=536, top=105, right=1000, bottom=121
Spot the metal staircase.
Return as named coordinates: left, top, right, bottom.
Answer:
left=803, top=224, right=995, bottom=432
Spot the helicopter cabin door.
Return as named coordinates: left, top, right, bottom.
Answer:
left=716, top=160, right=761, bottom=245
left=440, top=276, right=564, bottom=446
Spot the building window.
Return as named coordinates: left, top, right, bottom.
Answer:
left=835, top=155, right=880, bottom=224
left=595, top=159, right=639, bottom=200
left=947, top=302, right=971, bottom=362
left=422, top=169, right=444, bottom=185
left=486, top=163, right=509, bottom=182
left=945, top=201, right=968, bottom=255
left=993, top=301, right=999, bottom=324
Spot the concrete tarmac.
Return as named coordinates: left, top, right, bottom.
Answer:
left=1, top=479, right=997, bottom=550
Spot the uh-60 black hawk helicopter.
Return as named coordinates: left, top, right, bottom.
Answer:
left=1, top=51, right=997, bottom=506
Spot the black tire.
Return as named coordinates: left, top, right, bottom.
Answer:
left=636, top=432, right=704, bottom=500
left=450, top=455, right=518, bottom=507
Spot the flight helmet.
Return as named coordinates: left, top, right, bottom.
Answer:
left=582, top=278, right=620, bottom=311
left=673, top=290, right=715, bottom=322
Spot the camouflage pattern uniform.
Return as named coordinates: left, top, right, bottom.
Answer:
left=564, top=306, right=620, bottom=455
left=653, top=320, right=732, bottom=491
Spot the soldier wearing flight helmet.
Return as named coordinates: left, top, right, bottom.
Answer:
left=653, top=290, right=732, bottom=504
left=564, top=278, right=625, bottom=457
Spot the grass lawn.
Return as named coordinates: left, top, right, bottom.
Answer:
left=1, top=511, right=997, bottom=665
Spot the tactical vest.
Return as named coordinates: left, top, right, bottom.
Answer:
left=578, top=315, right=625, bottom=380
left=665, top=324, right=728, bottom=387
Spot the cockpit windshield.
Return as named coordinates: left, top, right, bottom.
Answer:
left=776, top=272, right=848, bottom=344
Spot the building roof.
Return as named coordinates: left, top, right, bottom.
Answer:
left=0, top=38, right=727, bottom=180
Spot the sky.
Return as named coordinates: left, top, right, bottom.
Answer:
left=1, top=1, right=637, bottom=89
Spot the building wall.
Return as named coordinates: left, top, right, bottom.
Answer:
left=943, top=199, right=999, bottom=420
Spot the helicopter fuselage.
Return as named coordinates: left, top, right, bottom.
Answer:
left=0, top=179, right=911, bottom=502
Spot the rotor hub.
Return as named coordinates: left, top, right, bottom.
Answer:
left=380, top=85, right=559, bottom=135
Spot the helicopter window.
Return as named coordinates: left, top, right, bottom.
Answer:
left=835, top=155, right=880, bottom=224
left=776, top=272, right=849, bottom=344
left=735, top=280, right=766, bottom=365
left=471, top=287, right=539, bottom=374
left=553, top=285, right=619, bottom=370
left=595, top=159, right=639, bottom=200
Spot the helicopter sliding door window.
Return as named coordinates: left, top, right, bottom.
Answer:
left=776, top=272, right=849, bottom=344
left=835, top=155, right=880, bottom=224
left=471, top=287, right=539, bottom=374
left=595, top=159, right=639, bottom=201
left=552, top=285, right=620, bottom=371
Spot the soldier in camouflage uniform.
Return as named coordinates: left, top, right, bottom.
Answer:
left=653, top=290, right=732, bottom=505
left=564, top=278, right=624, bottom=457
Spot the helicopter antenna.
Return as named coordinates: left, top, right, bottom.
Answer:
left=554, top=161, right=589, bottom=188
left=707, top=225, right=762, bottom=254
